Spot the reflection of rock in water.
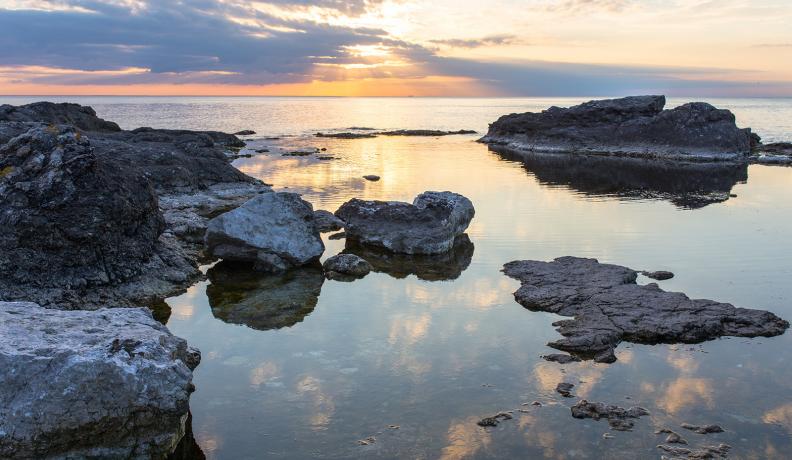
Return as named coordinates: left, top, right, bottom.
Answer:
left=490, top=146, right=748, bottom=209
left=206, top=262, right=324, bottom=330
left=168, top=411, right=206, bottom=460
left=343, top=234, right=474, bottom=281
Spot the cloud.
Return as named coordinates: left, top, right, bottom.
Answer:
left=429, top=34, right=521, bottom=49
left=544, top=0, right=631, bottom=14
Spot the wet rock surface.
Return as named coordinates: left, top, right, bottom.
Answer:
left=657, top=428, right=688, bottom=445
left=543, top=353, right=581, bottom=364
left=503, top=257, right=789, bottom=362
left=0, top=301, right=200, bottom=459
left=343, top=234, right=474, bottom=281
left=313, top=209, right=345, bottom=232
left=570, top=400, right=649, bottom=432
left=481, top=95, right=754, bottom=161
left=642, top=270, right=675, bottom=280
left=477, top=412, right=513, bottom=427
left=681, top=423, right=724, bottom=434
left=556, top=382, right=575, bottom=397
left=206, top=262, right=324, bottom=331
left=489, top=146, right=748, bottom=209
left=205, top=192, right=325, bottom=272
left=335, top=191, right=474, bottom=254
left=323, top=254, right=372, bottom=280
left=752, top=142, right=792, bottom=165
left=657, top=443, right=731, bottom=459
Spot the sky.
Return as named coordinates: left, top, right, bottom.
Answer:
left=0, top=0, right=791, bottom=96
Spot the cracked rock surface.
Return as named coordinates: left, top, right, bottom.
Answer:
left=503, top=257, right=789, bottom=362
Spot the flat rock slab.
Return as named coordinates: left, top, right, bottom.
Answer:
left=0, top=302, right=200, bottom=459
left=503, top=257, right=789, bottom=362
left=571, top=400, right=649, bottom=432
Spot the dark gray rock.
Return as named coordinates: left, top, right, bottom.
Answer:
left=476, top=412, right=513, bottom=427
left=0, top=102, right=121, bottom=132
left=206, top=262, right=324, bottom=330
left=642, top=270, right=675, bottom=280
left=489, top=146, right=748, bottom=210
left=377, top=129, right=476, bottom=136
left=752, top=142, right=792, bottom=165
left=205, top=192, right=325, bottom=272
left=657, top=443, right=731, bottom=459
left=570, top=400, right=649, bottom=432
left=335, top=191, right=474, bottom=255
left=316, top=132, right=377, bottom=139
left=323, top=254, right=372, bottom=280
left=313, top=209, right=345, bottom=232
left=542, top=353, right=581, bottom=364
left=657, top=428, right=688, bottom=445
left=234, top=130, right=256, bottom=136
left=343, top=234, right=474, bottom=281
left=681, top=423, right=724, bottom=434
left=481, top=96, right=754, bottom=161
left=0, top=301, right=199, bottom=459
left=503, top=257, right=789, bottom=362
left=363, top=174, right=381, bottom=181
left=328, top=231, right=347, bottom=240
left=556, top=382, right=575, bottom=397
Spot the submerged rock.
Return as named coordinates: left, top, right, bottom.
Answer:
left=343, top=234, right=474, bottom=281
left=481, top=95, right=754, bottom=161
left=642, top=270, right=675, bottom=280
left=681, top=423, right=724, bottom=434
left=542, top=353, right=581, bottom=364
left=489, top=146, right=748, bottom=209
left=313, top=209, right=345, bottom=233
left=206, top=262, right=324, bottom=330
left=657, top=443, right=731, bottom=459
left=323, top=254, right=372, bottom=280
left=570, top=400, right=649, bottom=432
left=477, top=412, right=513, bottom=427
left=335, top=191, right=475, bottom=254
left=503, top=257, right=789, bottom=362
left=0, top=301, right=200, bottom=459
left=205, top=192, right=325, bottom=272
left=556, top=382, right=575, bottom=397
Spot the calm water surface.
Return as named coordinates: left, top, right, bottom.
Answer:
left=4, top=96, right=792, bottom=459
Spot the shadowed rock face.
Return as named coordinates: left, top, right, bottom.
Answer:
left=206, top=262, right=324, bottom=330
left=0, top=302, right=200, bottom=459
left=503, top=257, right=788, bottom=362
left=343, top=234, right=474, bottom=281
left=490, top=146, right=748, bottom=209
left=481, top=96, right=754, bottom=161
left=0, top=102, right=121, bottom=132
left=0, top=125, right=165, bottom=291
left=335, top=191, right=475, bottom=255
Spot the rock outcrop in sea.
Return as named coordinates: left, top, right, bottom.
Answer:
left=335, top=191, right=475, bottom=255
left=0, top=102, right=269, bottom=309
left=503, top=256, right=789, bottom=362
left=204, top=192, right=325, bottom=272
left=480, top=95, right=755, bottom=161
left=0, top=302, right=200, bottom=459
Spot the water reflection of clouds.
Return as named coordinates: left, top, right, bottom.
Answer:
left=440, top=417, right=492, bottom=460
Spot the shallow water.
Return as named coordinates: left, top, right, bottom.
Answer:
left=5, top=96, right=792, bottom=459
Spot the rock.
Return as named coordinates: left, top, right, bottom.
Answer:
left=313, top=209, right=345, bottom=232
left=328, top=231, right=347, bottom=240
left=234, top=130, right=256, bottom=135
left=343, top=234, right=474, bottom=281
left=542, top=353, right=581, bottom=364
left=377, top=129, right=476, bottom=136
left=642, top=270, right=675, bottom=280
left=316, top=132, right=377, bottom=139
left=363, top=174, right=381, bottom=181
left=752, top=142, right=792, bottom=165
left=335, top=191, right=475, bottom=255
left=490, top=146, right=748, bottom=210
left=206, top=262, right=324, bottom=330
left=681, top=423, right=725, bottom=434
left=503, top=257, right=789, bottom=362
left=0, top=125, right=183, bottom=306
left=657, top=443, right=731, bottom=459
left=205, top=192, right=325, bottom=272
left=0, top=301, right=199, bottom=458
left=323, top=254, right=372, bottom=280
left=477, top=412, right=513, bottom=427
left=570, top=400, right=649, bottom=432
left=665, top=431, right=688, bottom=445
left=0, top=101, right=121, bottom=132
left=556, top=382, right=575, bottom=397
left=481, top=96, right=754, bottom=161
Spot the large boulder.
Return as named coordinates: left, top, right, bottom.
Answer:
left=0, top=301, right=200, bottom=458
left=0, top=102, right=121, bottom=132
left=0, top=125, right=165, bottom=295
left=503, top=257, right=789, bottom=363
left=481, top=95, right=754, bottom=161
left=205, top=192, right=325, bottom=272
left=335, top=191, right=474, bottom=254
